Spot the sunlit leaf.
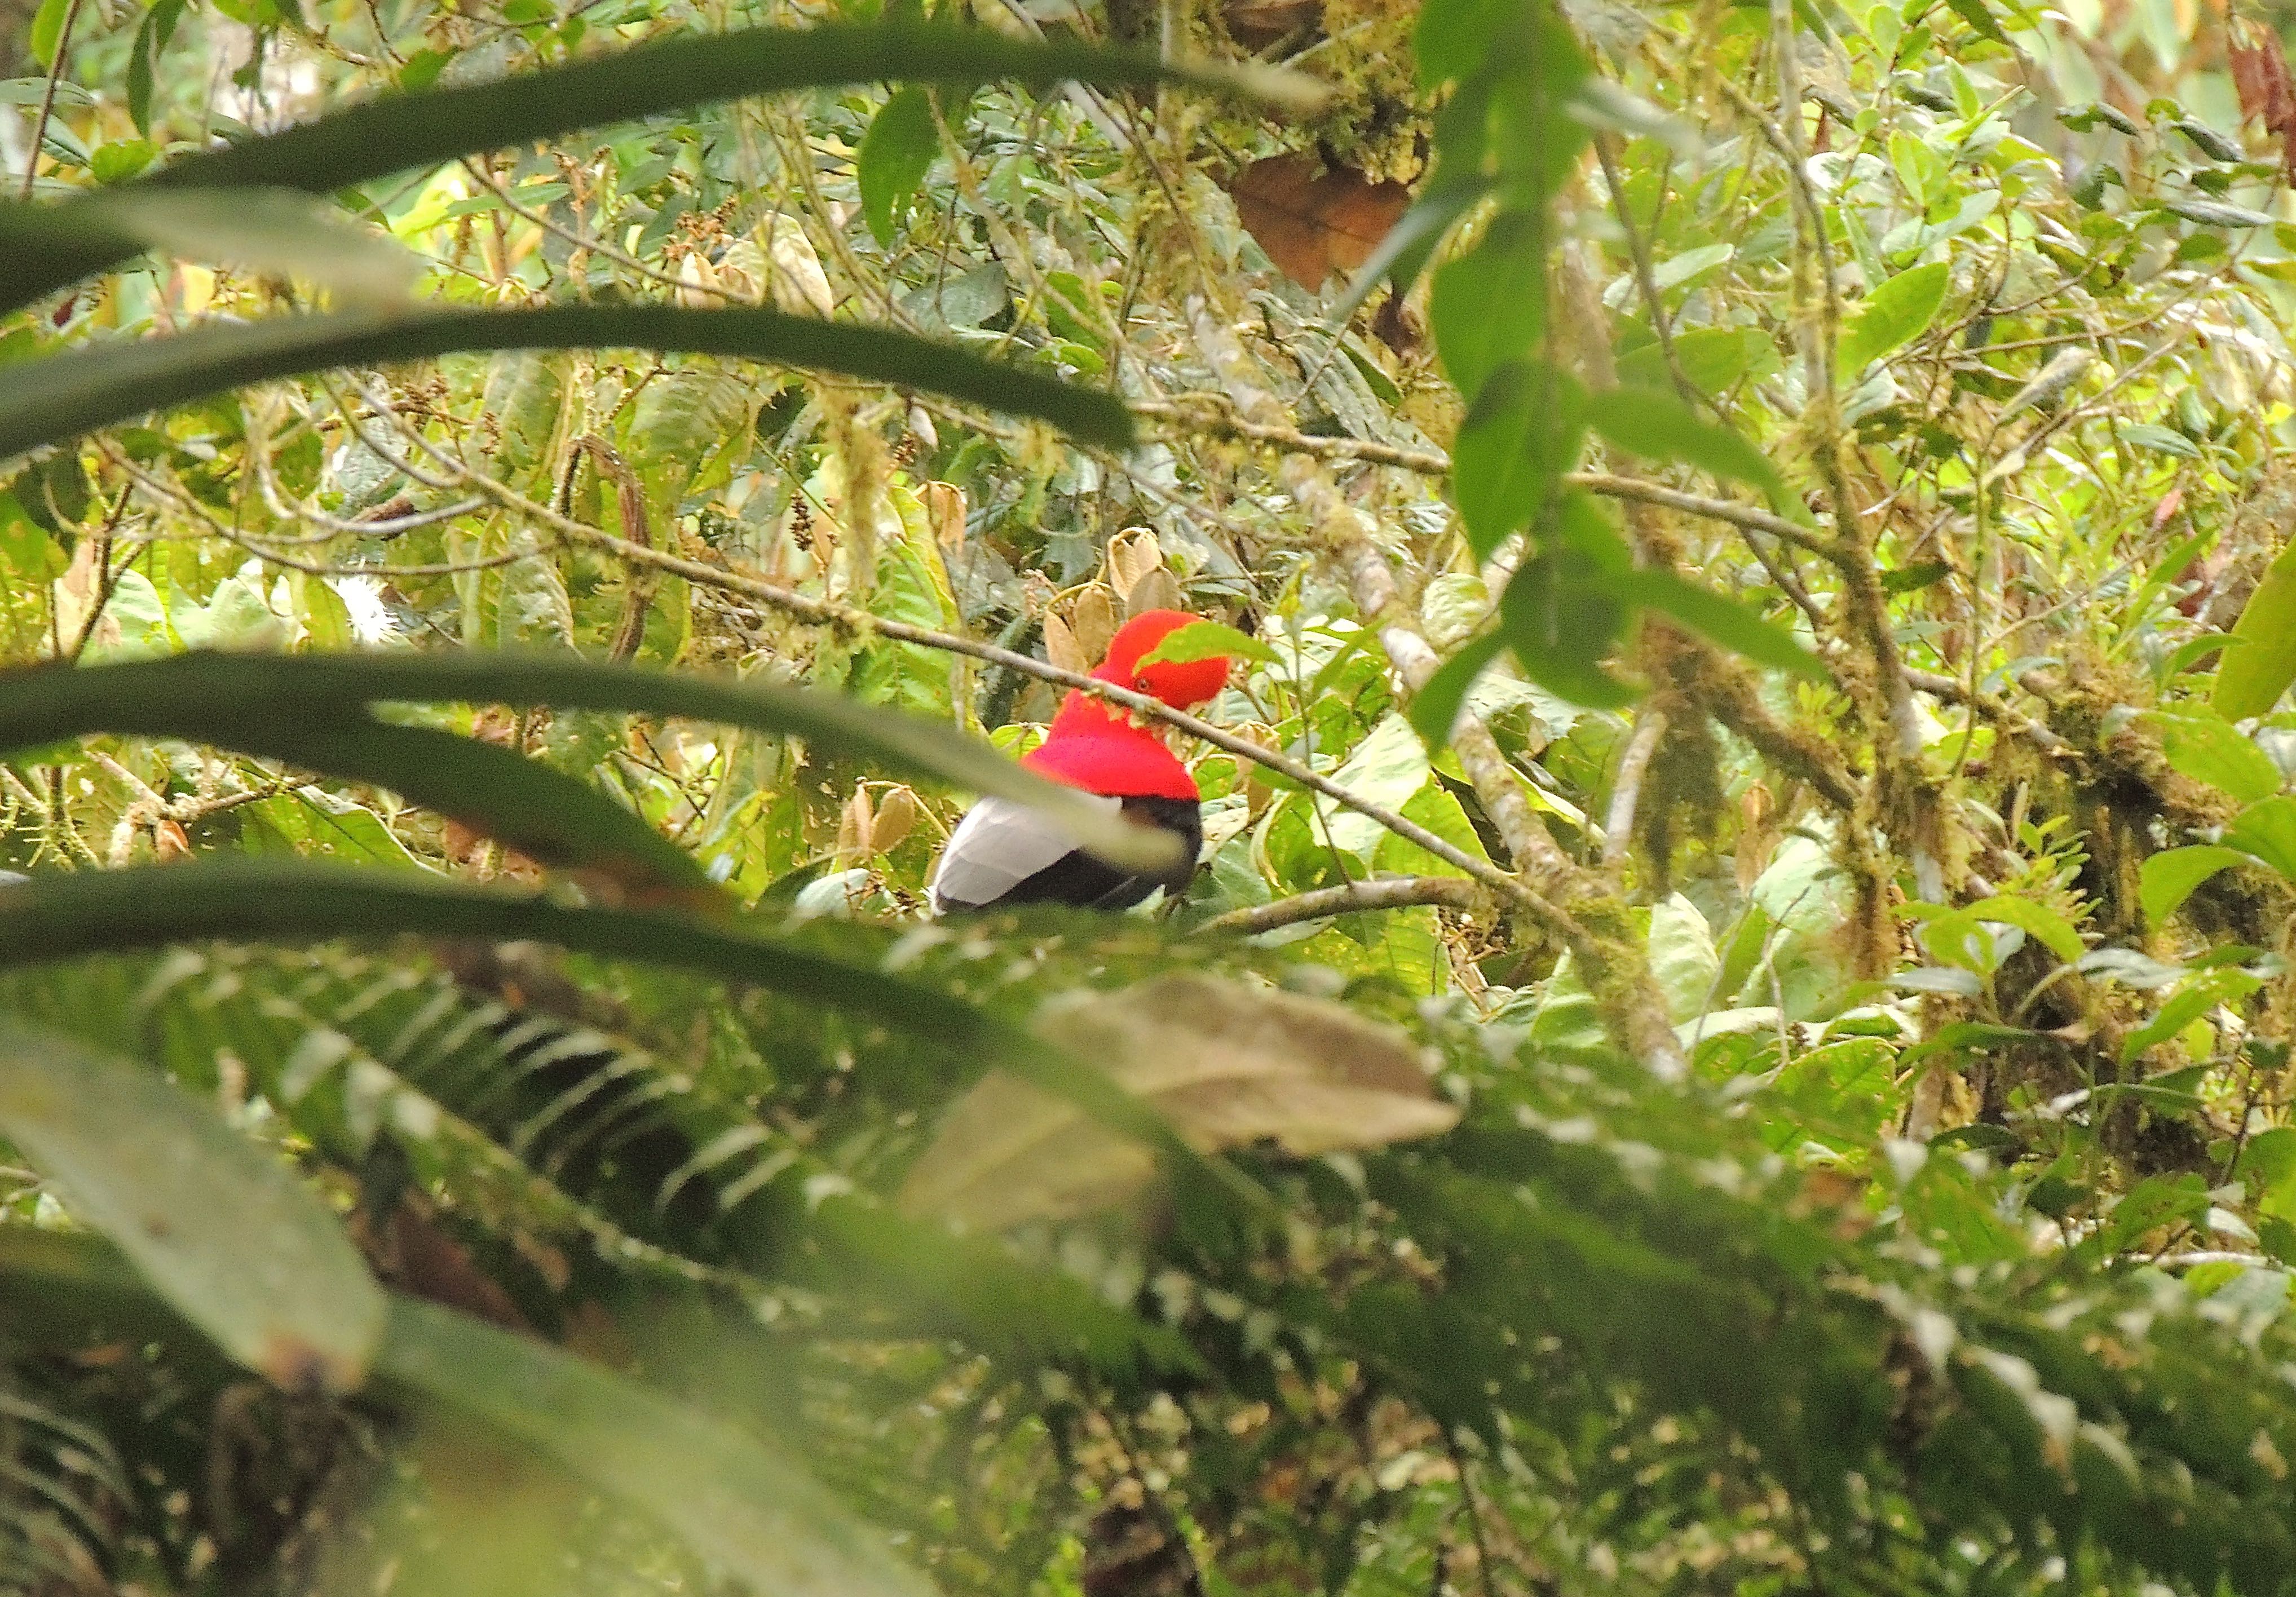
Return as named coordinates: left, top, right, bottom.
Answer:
left=1836, top=261, right=1950, bottom=378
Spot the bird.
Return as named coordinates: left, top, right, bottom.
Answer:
left=928, top=609, right=1230, bottom=914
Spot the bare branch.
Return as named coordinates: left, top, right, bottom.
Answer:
left=1205, top=876, right=1487, bottom=935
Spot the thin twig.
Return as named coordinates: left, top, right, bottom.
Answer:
left=1204, top=875, right=1486, bottom=935
left=1132, top=397, right=1452, bottom=473
left=18, top=0, right=85, bottom=202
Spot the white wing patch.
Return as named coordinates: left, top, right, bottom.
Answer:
left=928, top=794, right=1121, bottom=913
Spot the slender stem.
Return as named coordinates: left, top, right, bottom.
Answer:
left=1203, top=875, right=1485, bottom=935
left=18, top=0, right=85, bottom=203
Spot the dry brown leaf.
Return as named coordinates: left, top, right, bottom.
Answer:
left=1043, top=609, right=1089, bottom=674
left=1228, top=154, right=1412, bottom=293
left=1226, top=0, right=1320, bottom=48
left=871, top=786, right=919, bottom=855
left=2231, top=15, right=2296, bottom=180
left=1107, top=526, right=1164, bottom=600
left=1065, top=583, right=1120, bottom=665
left=1124, top=567, right=1186, bottom=615
left=835, top=787, right=873, bottom=865
left=761, top=216, right=836, bottom=318
left=896, top=973, right=1460, bottom=1229
left=924, top=481, right=968, bottom=550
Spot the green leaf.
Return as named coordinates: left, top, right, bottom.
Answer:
left=2214, top=538, right=2296, bottom=721
left=1942, top=0, right=2011, bottom=45
left=1649, top=893, right=1720, bottom=1024
left=2118, top=967, right=2261, bottom=1063
left=1836, top=261, right=1950, bottom=379
left=1406, top=630, right=1505, bottom=749
left=1584, top=386, right=1786, bottom=503
left=0, top=1019, right=385, bottom=1393
left=0, top=24, right=1312, bottom=313
left=857, top=86, right=940, bottom=247
left=1616, top=570, right=1827, bottom=681
left=1450, top=361, right=1586, bottom=558
left=1955, top=895, right=2086, bottom=963
left=1616, top=325, right=1764, bottom=395
left=2140, top=845, right=2253, bottom=925
left=126, top=0, right=186, bottom=136
left=2138, top=710, right=2282, bottom=803
left=0, top=303, right=1133, bottom=459
left=28, top=0, right=68, bottom=67
left=1134, top=618, right=1279, bottom=668
left=1429, top=207, right=1544, bottom=402
left=2226, top=796, right=2296, bottom=879
left=2120, top=422, right=2201, bottom=458
left=377, top=1295, right=934, bottom=1597
left=0, top=649, right=1183, bottom=877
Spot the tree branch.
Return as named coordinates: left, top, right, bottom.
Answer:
left=1204, top=876, right=1485, bottom=935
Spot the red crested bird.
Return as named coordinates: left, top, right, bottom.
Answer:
left=929, top=609, right=1230, bottom=913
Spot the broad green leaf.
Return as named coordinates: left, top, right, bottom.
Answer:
left=1616, top=325, right=1767, bottom=394
left=1134, top=618, right=1279, bottom=668
left=0, top=303, right=1132, bottom=462
left=1957, top=895, right=2086, bottom=963
left=2139, top=845, right=2253, bottom=925
left=1323, top=714, right=1434, bottom=857
left=0, top=1019, right=384, bottom=1392
left=0, top=24, right=1314, bottom=313
left=1450, top=361, right=1586, bottom=557
left=1617, top=570, right=1827, bottom=681
left=1836, top=261, right=1950, bottom=378
left=1584, top=386, right=1787, bottom=503
left=858, top=86, right=940, bottom=247
left=2214, top=538, right=2296, bottom=721
left=1429, top=207, right=1545, bottom=402
left=2138, top=710, right=2281, bottom=802
left=2227, top=797, right=2296, bottom=878
left=1649, top=894, right=1720, bottom=1024
left=378, top=1296, right=934, bottom=1597
left=1406, top=630, right=1505, bottom=748
left=2118, top=967, right=2262, bottom=1063
left=0, top=650, right=1181, bottom=876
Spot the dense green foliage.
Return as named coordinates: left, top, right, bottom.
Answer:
left=10, top=0, right=2296, bottom=1592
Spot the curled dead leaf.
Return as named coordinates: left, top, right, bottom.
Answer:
left=761, top=215, right=836, bottom=318
left=897, top=973, right=1460, bottom=1229
left=1065, top=584, right=1120, bottom=666
left=924, top=481, right=968, bottom=550
left=835, top=787, right=874, bottom=866
left=871, top=786, right=920, bottom=855
left=1228, top=154, right=1412, bottom=293
left=1107, top=526, right=1164, bottom=600
left=1043, top=609, right=1089, bottom=674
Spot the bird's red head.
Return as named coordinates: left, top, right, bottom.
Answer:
left=1093, top=608, right=1231, bottom=710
